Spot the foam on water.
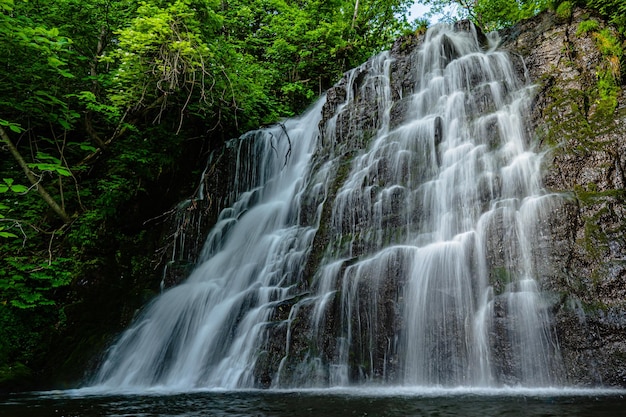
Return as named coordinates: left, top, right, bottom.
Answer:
left=54, top=386, right=626, bottom=399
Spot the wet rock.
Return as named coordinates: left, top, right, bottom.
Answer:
left=501, top=8, right=626, bottom=386
left=260, top=10, right=626, bottom=387
left=159, top=8, right=626, bottom=388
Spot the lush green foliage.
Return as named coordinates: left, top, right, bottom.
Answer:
left=219, top=0, right=413, bottom=116
left=586, top=0, right=626, bottom=35
left=421, top=0, right=626, bottom=35
left=0, top=0, right=413, bottom=388
left=420, top=0, right=548, bottom=29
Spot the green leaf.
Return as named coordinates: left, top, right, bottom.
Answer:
left=47, top=56, right=64, bottom=68
left=0, top=118, right=23, bottom=133
left=10, top=184, right=28, bottom=193
left=34, top=152, right=60, bottom=162
left=0, top=0, right=13, bottom=12
left=28, top=163, right=72, bottom=177
left=58, top=118, right=71, bottom=130
left=0, top=231, right=18, bottom=238
left=31, top=271, right=52, bottom=281
left=58, top=69, right=75, bottom=78
left=0, top=179, right=27, bottom=193
left=79, top=143, right=98, bottom=152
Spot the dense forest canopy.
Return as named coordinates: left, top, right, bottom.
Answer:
left=0, top=0, right=623, bottom=389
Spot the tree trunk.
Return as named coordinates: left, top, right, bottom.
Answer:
left=0, top=126, right=71, bottom=224
left=352, top=0, right=360, bottom=29
left=85, top=25, right=109, bottom=150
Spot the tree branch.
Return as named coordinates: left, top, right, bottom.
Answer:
left=0, top=126, right=71, bottom=224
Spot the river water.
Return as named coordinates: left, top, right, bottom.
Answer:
left=2, top=388, right=625, bottom=416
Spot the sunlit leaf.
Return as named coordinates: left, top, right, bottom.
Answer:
left=47, top=56, right=64, bottom=68
left=10, top=184, right=28, bottom=193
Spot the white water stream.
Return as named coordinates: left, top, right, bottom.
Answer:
left=92, top=23, right=562, bottom=390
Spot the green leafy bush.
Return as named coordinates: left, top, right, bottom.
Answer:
left=555, top=1, right=573, bottom=18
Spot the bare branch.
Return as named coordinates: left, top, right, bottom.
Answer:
left=0, top=126, right=71, bottom=224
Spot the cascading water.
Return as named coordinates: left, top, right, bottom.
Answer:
left=92, top=22, right=563, bottom=390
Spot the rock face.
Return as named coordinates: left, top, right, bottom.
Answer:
left=155, top=9, right=626, bottom=387
left=499, top=9, right=626, bottom=386
left=309, top=8, right=626, bottom=387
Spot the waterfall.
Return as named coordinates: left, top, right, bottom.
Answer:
left=91, top=22, right=563, bottom=390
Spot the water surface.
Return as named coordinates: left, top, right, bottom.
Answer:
left=2, top=387, right=624, bottom=416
